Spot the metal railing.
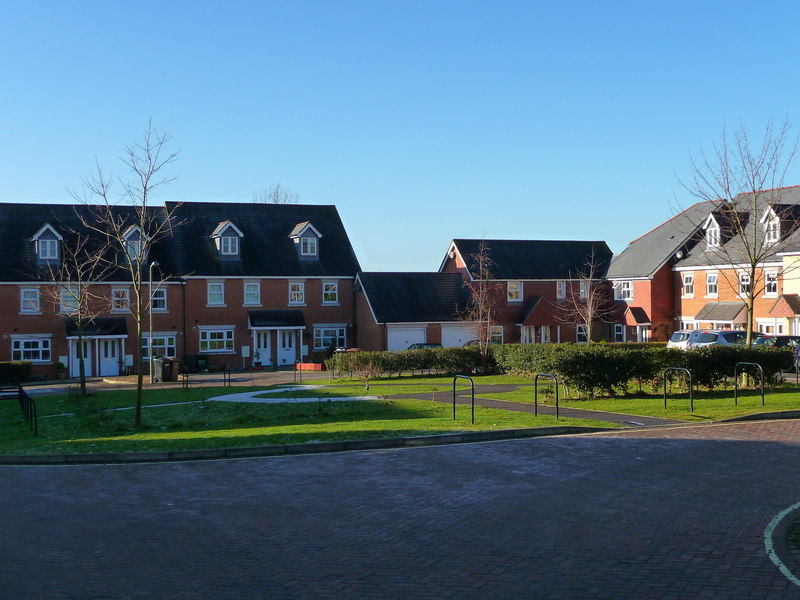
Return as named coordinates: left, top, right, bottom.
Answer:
left=734, top=362, right=765, bottom=407
left=452, top=375, right=475, bottom=424
left=1, top=382, right=37, bottom=435
left=534, top=373, right=560, bottom=419
left=663, top=367, right=693, bottom=412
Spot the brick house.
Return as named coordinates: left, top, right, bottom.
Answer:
left=439, top=239, right=614, bottom=344
left=354, top=272, right=472, bottom=351
left=607, top=201, right=718, bottom=342
left=0, top=201, right=360, bottom=379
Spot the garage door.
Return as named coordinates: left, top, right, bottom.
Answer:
left=387, top=327, right=426, bottom=351
left=441, top=323, right=478, bottom=347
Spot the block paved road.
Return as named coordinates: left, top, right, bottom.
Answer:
left=3, top=421, right=800, bottom=599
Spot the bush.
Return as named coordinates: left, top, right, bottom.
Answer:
left=325, top=346, right=489, bottom=378
left=0, top=361, right=32, bottom=383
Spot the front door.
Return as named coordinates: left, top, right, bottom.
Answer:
left=278, top=330, right=295, bottom=365
left=70, top=340, right=92, bottom=378
left=254, top=331, right=272, bottom=367
left=99, top=339, right=120, bottom=376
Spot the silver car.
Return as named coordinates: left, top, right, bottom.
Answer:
left=685, top=329, right=760, bottom=349
left=666, top=330, right=691, bottom=350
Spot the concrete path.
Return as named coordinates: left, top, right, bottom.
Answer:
left=2, top=420, right=800, bottom=598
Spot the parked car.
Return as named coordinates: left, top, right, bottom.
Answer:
left=666, top=330, right=692, bottom=350
left=685, top=330, right=762, bottom=349
left=407, top=343, right=442, bottom=350
left=753, top=335, right=800, bottom=348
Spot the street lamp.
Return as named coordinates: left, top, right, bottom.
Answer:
left=149, top=261, right=160, bottom=384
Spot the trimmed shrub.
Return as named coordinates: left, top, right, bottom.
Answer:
left=0, top=361, right=32, bottom=383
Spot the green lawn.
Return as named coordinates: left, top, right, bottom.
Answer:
left=0, top=384, right=615, bottom=455
left=476, top=382, right=800, bottom=421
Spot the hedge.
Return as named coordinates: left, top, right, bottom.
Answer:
left=0, top=361, right=32, bottom=383
left=328, top=343, right=793, bottom=397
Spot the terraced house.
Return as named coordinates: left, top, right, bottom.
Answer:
left=0, top=201, right=360, bottom=379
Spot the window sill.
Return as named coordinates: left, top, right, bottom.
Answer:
left=206, top=304, right=227, bottom=308
left=243, top=303, right=263, bottom=308
left=19, top=311, right=42, bottom=316
left=764, top=294, right=778, bottom=299
left=322, top=302, right=341, bottom=307
left=289, top=303, right=307, bottom=307
left=152, top=308, right=169, bottom=313
left=704, top=294, right=718, bottom=299
left=199, top=350, right=236, bottom=355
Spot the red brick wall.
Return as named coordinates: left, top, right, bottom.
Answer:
left=353, top=287, right=385, bottom=351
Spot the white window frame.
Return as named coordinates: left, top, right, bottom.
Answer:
left=322, top=281, right=339, bottom=305
left=207, top=281, right=225, bottom=306
left=765, top=270, right=779, bottom=297
left=151, top=287, right=167, bottom=311
left=142, top=334, right=177, bottom=360
left=766, top=218, right=780, bottom=244
left=682, top=273, right=694, bottom=298
left=313, top=326, right=346, bottom=350
left=11, top=336, right=51, bottom=363
left=59, top=285, right=79, bottom=314
left=20, top=288, right=40, bottom=313
left=221, top=235, right=239, bottom=256
left=739, top=272, right=751, bottom=296
left=489, top=325, right=504, bottom=345
left=706, top=272, right=718, bottom=298
left=289, top=281, right=305, bottom=305
left=300, top=237, right=317, bottom=256
left=199, top=328, right=235, bottom=353
left=556, top=280, right=566, bottom=299
left=541, top=325, right=551, bottom=344
left=243, top=281, right=261, bottom=306
left=579, top=281, right=589, bottom=300
left=507, top=281, right=522, bottom=303
left=706, top=224, right=720, bottom=248
left=576, top=324, right=589, bottom=343
left=38, top=238, right=59, bottom=260
left=613, top=281, right=633, bottom=301
left=614, top=324, right=625, bottom=343
left=111, top=287, right=130, bottom=312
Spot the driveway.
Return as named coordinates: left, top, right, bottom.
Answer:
left=2, top=420, right=800, bottom=599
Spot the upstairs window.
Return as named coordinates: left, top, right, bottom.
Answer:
left=244, top=281, right=261, bottom=306
left=151, top=288, right=167, bottom=311
left=706, top=224, right=720, bottom=248
left=739, top=272, right=751, bottom=295
left=682, top=273, right=694, bottom=297
left=123, top=226, right=147, bottom=265
left=20, top=288, right=40, bottom=313
left=289, top=281, right=305, bottom=305
left=766, top=218, right=780, bottom=244
left=706, top=273, right=718, bottom=297
left=556, top=280, right=567, bottom=299
left=290, top=222, right=322, bottom=259
left=507, top=281, right=522, bottom=302
left=613, top=281, right=633, bottom=301
left=60, top=286, right=79, bottom=314
left=39, top=239, right=59, bottom=260
left=579, top=281, right=589, bottom=300
left=221, top=235, right=239, bottom=255
left=322, top=281, right=339, bottom=305
left=765, top=270, right=779, bottom=297
left=207, top=281, right=225, bottom=306
left=111, top=288, right=130, bottom=312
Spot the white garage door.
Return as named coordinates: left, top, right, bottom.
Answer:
left=387, top=327, right=426, bottom=351
left=441, top=323, right=478, bottom=347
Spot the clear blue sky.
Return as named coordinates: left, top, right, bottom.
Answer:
left=3, top=1, right=800, bottom=271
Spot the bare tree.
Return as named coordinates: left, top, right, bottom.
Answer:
left=72, top=121, right=181, bottom=426
left=681, top=118, right=799, bottom=345
left=41, top=233, right=113, bottom=396
left=556, top=250, right=614, bottom=342
left=253, top=183, right=299, bottom=204
left=460, top=241, right=502, bottom=369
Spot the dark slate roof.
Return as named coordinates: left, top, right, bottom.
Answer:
left=166, top=202, right=360, bottom=277
left=607, top=201, right=719, bottom=279
left=780, top=295, right=800, bottom=315
left=451, top=239, right=612, bottom=280
left=65, top=317, right=128, bottom=337
left=358, top=272, right=471, bottom=324
left=694, top=302, right=746, bottom=322
left=676, top=186, right=800, bottom=268
left=0, top=203, right=179, bottom=282
left=248, top=310, right=306, bottom=328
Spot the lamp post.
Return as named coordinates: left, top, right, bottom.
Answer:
left=149, top=261, right=159, bottom=384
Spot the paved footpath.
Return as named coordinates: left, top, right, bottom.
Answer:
left=3, top=420, right=800, bottom=599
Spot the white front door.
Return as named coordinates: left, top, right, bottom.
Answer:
left=278, top=330, right=295, bottom=365
left=255, top=331, right=272, bottom=366
left=99, top=339, right=119, bottom=376
left=70, top=340, right=92, bottom=378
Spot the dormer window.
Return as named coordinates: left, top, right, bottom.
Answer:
left=289, top=221, right=322, bottom=260
left=123, top=226, right=148, bottom=265
left=211, top=221, right=243, bottom=258
left=31, top=223, right=63, bottom=262
left=703, top=214, right=720, bottom=248
left=761, top=205, right=781, bottom=245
